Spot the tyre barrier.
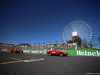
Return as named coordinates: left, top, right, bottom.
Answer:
left=23, top=50, right=100, bottom=56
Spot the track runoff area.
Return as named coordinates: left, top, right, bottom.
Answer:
left=0, top=51, right=100, bottom=75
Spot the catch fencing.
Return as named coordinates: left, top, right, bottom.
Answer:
left=19, top=43, right=73, bottom=50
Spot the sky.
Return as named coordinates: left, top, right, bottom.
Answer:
left=0, top=0, right=100, bottom=46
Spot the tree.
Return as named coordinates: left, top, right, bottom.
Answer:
left=67, top=37, right=82, bottom=47
left=74, top=37, right=82, bottom=47
left=88, top=43, right=98, bottom=48
left=67, top=40, right=74, bottom=43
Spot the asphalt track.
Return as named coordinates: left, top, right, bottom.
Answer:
left=0, top=51, right=100, bottom=75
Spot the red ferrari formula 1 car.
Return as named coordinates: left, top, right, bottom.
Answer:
left=11, top=49, right=23, bottom=54
left=46, top=50, right=68, bottom=56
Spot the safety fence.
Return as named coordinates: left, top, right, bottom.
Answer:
left=23, top=50, right=100, bottom=56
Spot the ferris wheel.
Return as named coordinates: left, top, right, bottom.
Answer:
left=62, top=20, right=94, bottom=44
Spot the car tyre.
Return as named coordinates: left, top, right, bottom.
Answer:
left=16, top=51, right=19, bottom=53
left=20, top=51, right=23, bottom=54
left=48, top=53, right=51, bottom=56
left=59, top=53, right=63, bottom=57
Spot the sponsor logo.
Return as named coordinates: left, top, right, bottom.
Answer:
left=77, top=50, right=100, bottom=56
left=23, top=50, right=29, bottom=52
left=31, top=51, right=38, bottom=53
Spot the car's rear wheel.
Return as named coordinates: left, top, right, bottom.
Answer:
left=20, top=51, right=23, bottom=54
left=16, top=51, right=19, bottom=53
left=48, top=53, right=51, bottom=56
left=59, top=53, right=63, bottom=57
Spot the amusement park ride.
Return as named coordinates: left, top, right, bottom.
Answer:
left=62, top=20, right=94, bottom=47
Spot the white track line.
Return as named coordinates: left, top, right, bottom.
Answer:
left=9, top=57, right=45, bottom=62
left=9, top=57, right=21, bottom=60
left=24, top=58, right=45, bottom=62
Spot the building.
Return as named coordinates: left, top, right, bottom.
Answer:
left=0, top=43, right=14, bottom=49
left=18, top=43, right=31, bottom=47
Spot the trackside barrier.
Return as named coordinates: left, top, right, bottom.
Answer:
left=23, top=50, right=30, bottom=53
left=23, top=50, right=100, bottom=56
left=23, top=50, right=51, bottom=54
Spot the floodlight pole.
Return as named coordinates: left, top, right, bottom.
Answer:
left=49, top=41, right=51, bottom=50
left=98, top=37, right=100, bottom=45
left=38, top=43, right=40, bottom=50
left=43, top=42, right=45, bottom=49
left=34, top=43, right=36, bottom=47
left=56, top=41, right=58, bottom=50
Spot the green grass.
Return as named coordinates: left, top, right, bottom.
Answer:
left=71, top=46, right=76, bottom=50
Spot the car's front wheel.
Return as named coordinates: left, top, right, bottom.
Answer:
left=59, top=53, right=63, bottom=57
